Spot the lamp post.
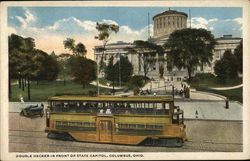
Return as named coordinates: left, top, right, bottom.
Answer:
left=96, top=55, right=100, bottom=96
left=171, top=82, right=175, bottom=106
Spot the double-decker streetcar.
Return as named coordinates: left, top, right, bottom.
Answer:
left=45, top=95, right=187, bottom=147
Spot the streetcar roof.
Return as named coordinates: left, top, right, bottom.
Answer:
left=48, top=95, right=173, bottom=102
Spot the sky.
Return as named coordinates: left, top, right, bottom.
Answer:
left=8, top=7, right=242, bottom=59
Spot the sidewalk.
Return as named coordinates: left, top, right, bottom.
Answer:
left=212, top=84, right=243, bottom=90
left=90, top=81, right=123, bottom=90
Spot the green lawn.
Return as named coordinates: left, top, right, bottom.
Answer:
left=195, top=86, right=243, bottom=103
left=190, top=77, right=242, bottom=88
left=190, top=77, right=243, bottom=103
left=10, top=80, right=114, bottom=102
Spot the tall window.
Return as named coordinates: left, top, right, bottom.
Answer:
left=160, top=17, right=162, bottom=28
left=180, top=17, right=182, bottom=27
left=164, top=17, right=166, bottom=27
left=177, top=17, right=179, bottom=27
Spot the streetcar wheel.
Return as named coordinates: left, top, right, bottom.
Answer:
left=47, top=131, right=74, bottom=141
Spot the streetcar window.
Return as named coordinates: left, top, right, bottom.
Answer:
left=155, top=125, right=163, bottom=129
left=165, top=103, right=170, bottom=109
left=100, top=121, right=104, bottom=131
left=148, top=103, right=154, bottom=108
left=146, top=125, right=154, bottom=129
left=84, top=122, right=90, bottom=126
left=137, top=124, right=145, bottom=128
left=107, top=121, right=112, bottom=131
left=156, top=103, right=162, bottom=109
left=129, top=124, right=136, bottom=128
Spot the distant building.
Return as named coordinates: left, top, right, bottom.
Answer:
left=152, top=9, right=188, bottom=45
left=201, top=35, right=242, bottom=73
left=93, top=10, right=242, bottom=78
left=94, top=9, right=188, bottom=78
left=50, top=51, right=57, bottom=58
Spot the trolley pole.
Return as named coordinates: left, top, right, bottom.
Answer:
left=119, top=54, right=121, bottom=88
left=172, top=84, right=175, bottom=106
left=97, top=55, right=100, bottom=96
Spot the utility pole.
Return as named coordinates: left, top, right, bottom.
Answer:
left=189, top=9, right=192, bottom=28
left=119, top=54, right=121, bottom=88
left=148, top=12, right=150, bottom=39
left=96, top=55, right=100, bottom=96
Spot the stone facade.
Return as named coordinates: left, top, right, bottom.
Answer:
left=153, top=10, right=187, bottom=41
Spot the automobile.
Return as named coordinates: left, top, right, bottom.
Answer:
left=20, top=104, right=44, bottom=117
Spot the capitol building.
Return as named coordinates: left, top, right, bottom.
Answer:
left=93, top=9, right=242, bottom=78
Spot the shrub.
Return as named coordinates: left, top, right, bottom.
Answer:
left=130, top=75, right=145, bottom=88
left=195, top=73, right=215, bottom=79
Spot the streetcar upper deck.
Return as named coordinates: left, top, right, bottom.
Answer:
left=48, top=95, right=174, bottom=102
left=47, top=95, right=174, bottom=115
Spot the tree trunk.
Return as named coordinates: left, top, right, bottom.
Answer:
left=64, top=78, right=66, bottom=86
left=82, top=83, right=85, bottom=88
left=113, top=73, right=115, bottom=95
left=25, top=78, right=27, bottom=87
left=27, top=77, right=31, bottom=101
left=21, top=77, right=25, bottom=91
left=18, top=76, right=21, bottom=88
left=187, top=67, right=192, bottom=82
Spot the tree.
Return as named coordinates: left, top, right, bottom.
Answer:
left=105, top=55, right=133, bottom=83
left=126, top=40, right=164, bottom=80
left=69, top=56, right=97, bottom=88
left=164, top=28, right=216, bottom=81
left=94, top=22, right=119, bottom=72
left=32, top=49, right=60, bottom=82
left=223, top=50, right=238, bottom=78
left=63, top=38, right=87, bottom=56
left=234, top=41, right=243, bottom=74
left=214, top=49, right=238, bottom=82
left=58, top=53, right=72, bottom=85
left=9, top=34, right=59, bottom=100
left=9, top=34, right=36, bottom=100
left=214, top=59, right=228, bottom=83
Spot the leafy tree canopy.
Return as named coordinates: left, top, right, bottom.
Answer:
left=105, top=55, right=133, bottom=83
left=69, top=56, right=97, bottom=88
left=63, top=38, right=87, bottom=56
left=234, top=41, right=243, bottom=73
left=214, top=49, right=238, bottom=82
left=164, top=28, right=216, bottom=80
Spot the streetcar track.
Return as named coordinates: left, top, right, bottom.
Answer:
left=9, top=141, right=242, bottom=152
left=9, top=134, right=242, bottom=146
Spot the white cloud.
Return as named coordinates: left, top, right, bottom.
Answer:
left=81, top=20, right=96, bottom=31
left=24, top=8, right=35, bottom=23
left=233, top=18, right=242, bottom=24
left=208, top=18, right=218, bottom=23
left=225, top=18, right=242, bottom=24
left=190, top=17, right=218, bottom=30
left=192, top=17, right=209, bottom=25
left=15, top=8, right=36, bottom=29
left=102, top=19, right=119, bottom=25
left=13, top=15, right=151, bottom=58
